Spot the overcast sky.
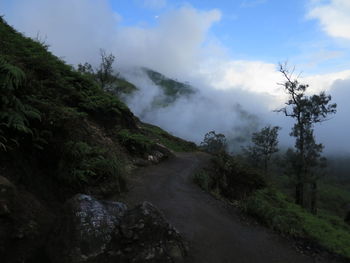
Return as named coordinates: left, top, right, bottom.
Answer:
left=1, top=0, right=350, bottom=154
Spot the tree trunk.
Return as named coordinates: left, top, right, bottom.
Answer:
left=295, top=181, right=304, bottom=206
left=310, top=181, right=318, bottom=215
left=263, top=158, right=268, bottom=177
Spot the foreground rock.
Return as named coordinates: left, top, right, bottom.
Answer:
left=48, top=194, right=186, bottom=263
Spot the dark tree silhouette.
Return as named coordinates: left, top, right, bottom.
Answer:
left=243, top=125, right=280, bottom=175
left=276, top=63, right=336, bottom=213
left=200, top=131, right=227, bottom=154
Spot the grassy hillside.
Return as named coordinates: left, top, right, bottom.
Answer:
left=0, top=17, right=196, bottom=201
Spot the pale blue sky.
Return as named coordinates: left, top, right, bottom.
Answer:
left=108, top=0, right=350, bottom=74
left=2, top=0, right=350, bottom=74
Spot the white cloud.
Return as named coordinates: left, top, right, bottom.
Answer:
left=308, top=0, right=350, bottom=40
left=3, top=0, right=119, bottom=64
left=2, top=0, right=350, bottom=153
left=114, top=7, right=222, bottom=77
left=303, top=69, right=350, bottom=93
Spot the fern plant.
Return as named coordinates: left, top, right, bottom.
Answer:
left=0, top=56, right=41, bottom=150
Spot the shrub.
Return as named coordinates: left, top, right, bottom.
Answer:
left=142, top=123, right=197, bottom=152
left=57, top=141, right=124, bottom=191
left=117, top=129, right=154, bottom=155
left=211, top=153, right=266, bottom=200
left=193, top=171, right=212, bottom=192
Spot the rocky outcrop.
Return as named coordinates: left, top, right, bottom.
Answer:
left=147, top=143, right=174, bottom=164
left=48, top=194, right=128, bottom=263
left=0, top=176, right=186, bottom=263
left=108, top=201, right=186, bottom=263
left=48, top=194, right=186, bottom=263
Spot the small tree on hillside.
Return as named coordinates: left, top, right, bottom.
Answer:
left=78, top=49, right=119, bottom=92
left=276, top=63, right=336, bottom=212
left=200, top=131, right=227, bottom=154
left=95, top=49, right=118, bottom=91
left=243, top=125, right=280, bottom=174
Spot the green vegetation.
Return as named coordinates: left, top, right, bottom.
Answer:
left=143, top=68, right=196, bottom=107
left=196, top=125, right=350, bottom=259
left=200, top=130, right=227, bottom=154
left=141, top=123, right=197, bottom=152
left=195, top=152, right=350, bottom=259
left=117, top=124, right=197, bottom=155
left=57, top=141, right=125, bottom=191
left=242, top=125, right=280, bottom=174
left=0, top=17, right=195, bottom=201
left=193, top=170, right=212, bottom=192
left=0, top=16, right=139, bottom=197
left=244, top=188, right=350, bottom=258
left=276, top=63, right=337, bottom=213
left=318, top=183, right=350, bottom=218
left=195, top=153, right=266, bottom=200
left=144, top=68, right=195, bottom=97
left=117, top=129, right=154, bottom=155
left=78, top=49, right=138, bottom=96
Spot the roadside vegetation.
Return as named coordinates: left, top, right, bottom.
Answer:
left=196, top=65, right=350, bottom=260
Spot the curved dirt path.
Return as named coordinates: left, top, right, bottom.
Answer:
left=120, top=152, right=336, bottom=263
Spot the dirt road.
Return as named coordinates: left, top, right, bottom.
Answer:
left=121, top=152, right=336, bottom=263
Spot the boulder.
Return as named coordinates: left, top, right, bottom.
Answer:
left=148, top=143, right=174, bottom=164
left=109, top=201, right=187, bottom=263
left=47, top=194, right=127, bottom=263
left=48, top=195, right=186, bottom=263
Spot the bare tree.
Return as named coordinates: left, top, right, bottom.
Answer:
left=276, top=63, right=336, bottom=212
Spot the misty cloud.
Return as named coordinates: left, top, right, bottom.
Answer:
left=2, top=0, right=350, bottom=154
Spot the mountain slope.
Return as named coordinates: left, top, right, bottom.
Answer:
left=0, top=17, right=195, bottom=201
left=143, top=68, right=196, bottom=107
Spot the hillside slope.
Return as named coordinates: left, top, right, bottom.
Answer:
left=0, top=16, right=195, bottom=201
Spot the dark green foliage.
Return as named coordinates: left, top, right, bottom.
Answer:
left=318, top=183, right=350, bottom=218
left=200, top=131, right=227, bottom=154
left=211, top=153, right=266, bottom=199
left=143, top=68, right=196, bottom=107
left=276, top=64, right=336, bottom=211
left=78, top=49, right=117, bottom=91
left=114, top=78, right=138, bottom=95
left=117, top=129, right=154, bottom=155
left=117, top=125, right=197, bottom=155
left=57, top=141, right=124, bottom=192
left=78, top=50, right=138, bottom=96
left=141, top=123, right=197, bottom=152
left=0, top=56, right=41, bottom=151
left=145, top=68, right=195, bottom=97
left=242, top=125, right=280, bottom=173
left=193, top=170, right=212, bottom=192
left=0, top=17, right=137, bottom=198
left=244, top=188, right=350, bottom=259
left=194, top=153, right=266, bottom=200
